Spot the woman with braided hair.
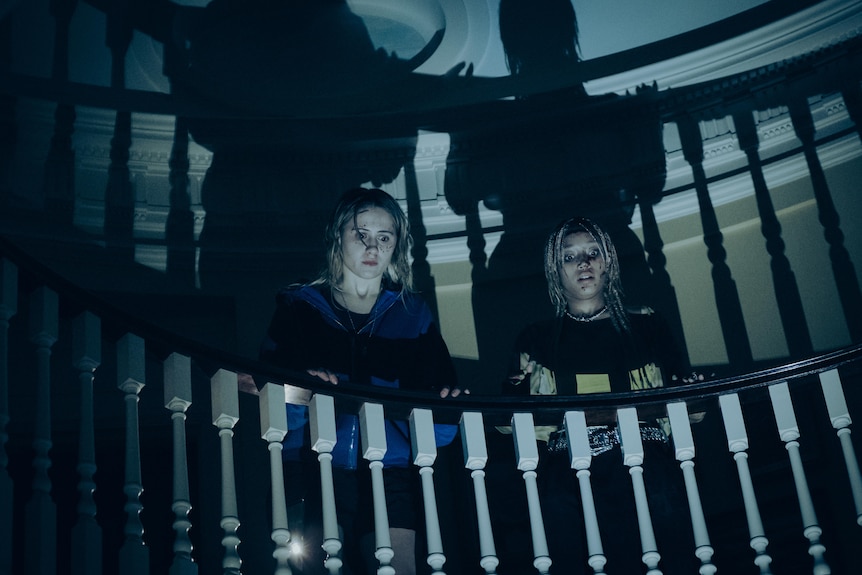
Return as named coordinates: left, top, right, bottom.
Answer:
left=493, top=216, right=699, bottom=574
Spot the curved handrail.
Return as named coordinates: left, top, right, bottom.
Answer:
left=3, top=230, right=859, bottom=428
left=1, top=0, right=847, bottom=124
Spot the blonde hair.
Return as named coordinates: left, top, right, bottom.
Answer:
left=544, top=217, right=630, bottom=334
left=315, top=187, right=413, bottom=291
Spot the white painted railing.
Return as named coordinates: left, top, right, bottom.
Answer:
left=1, top=258, right=861, bottom=575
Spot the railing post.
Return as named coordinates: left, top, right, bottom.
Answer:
left=71, top=312, right=102, bottom=575
left=460, top=412, right=499, bottom=575
left=788, top=98, right=862, bottom=343
left=410, top=408, right=446, bottom=574
left=25, top=286, right=58, bottom=575
left=719, top=393, right=773, bottom=574
left=677, top=115, right=753, bottom=367
left=511, top=412, right=551, bottom=575
left=309, top=394, right=341, bottom=575
left=819, top=369, right=862, bottom=525
left=564, top=411, right=607, bottom=575
left=43, top=0, right=77, bottom=226
left=164, top=353, right=196, bottom=575
left=617, top=407, right=662, bottom=575
left=0, top=259, right=17, bottom=575
left=360, top=402, right=393, bottom=575
left=117, top=333, right=149, bottom=575
left=666, top=402, right=716, bottom=575
left=733, top=110, right=812, bottom=357
left=211, top=369, right=242, bottom=575
left=768, top=382, right=830, bottom=574
left=260, top=382, right=291, bottom=575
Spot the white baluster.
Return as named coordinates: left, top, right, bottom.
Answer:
left=25, top=286, right=58, bottom=575
left=819, top=369, right=862, bottom=525
left=666, top=401, right=716, bottom=575
left=769, top=382, right=830, bottom=574
left=617, top=407, right=662, bottom=575
left=410, top=408, right=446, bottom=574
left=718, top=393, right=773, bottom=574
left=71, top=312, right=102, bottom=575
left=309, top=394, right=341, bottom=575
left=0, top=259, right=17, bottom=575
left=117, top=333, right=150, bottom=575
left=164, top=353, right=196, bottom=575
left=211, top=369, right=241, bottom=575
left=511, top=412, right=551, bottom=575
left=360, top=402, right=393, bottom=575
left=564, top=411, right=606, bottom=574
left=260, top=382, right=292, bottom=575
left=460, top=412, right=499, bottom=575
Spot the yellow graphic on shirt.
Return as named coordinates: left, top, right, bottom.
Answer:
left=527, top=363, right=556, bottom=397
left=576, top=373, right=611, bottom=394
left=494, top=353, right=560, bottom=440
left=503, top=355, right=669, bottom=440
left=628, top=362, right=664, bottom=390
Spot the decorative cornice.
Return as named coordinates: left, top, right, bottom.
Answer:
left=585, top=0, right=862, bottom=95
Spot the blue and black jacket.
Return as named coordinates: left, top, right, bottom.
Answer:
left=261, top=284, right=458, bottom=468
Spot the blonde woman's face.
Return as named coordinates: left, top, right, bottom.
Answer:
left=339, top=207, right=396, bottom=283
left=559, top=231, right=607, bottom=303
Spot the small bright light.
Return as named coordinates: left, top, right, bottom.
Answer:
left=288, top=539, right=304, bottom=558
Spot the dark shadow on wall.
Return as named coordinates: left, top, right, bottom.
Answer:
left=442, top=0, right=669, bottom=395
left=168, top=0, right=427, bottom=295
left=0, top=0, right=679, bottom=386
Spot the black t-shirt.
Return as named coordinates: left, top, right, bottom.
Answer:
left=505, top=308, right=689, bottom=397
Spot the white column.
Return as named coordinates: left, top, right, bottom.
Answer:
left=71, top=312, right=103, bottom=575
left=117, top=333, right=150, bottom=575
left=360, top=402, right=393, bottom=575
left=0, top=259, right=17, bottom=575
left=819, top=369, right=862, bottom=525
left=410, top=408, right=446, bottom=574
left=25, top=286, right=58, bottom=575
left=719, top=393, right=773, bottom=574
left=211, top=369, right=241, bottom=575
left=260, top=382, right=292, bottom=575
left=666, top=401, right=716, bottom=575
left=769, top=382, right=830, bottom=574
left=460, top=412, right=499, bottom=575
left=511, top=412, right=551, bottom=575
left=564, top=411, right=606, bottom=574
left=309, top=394, right=341, bottom=575
left=164, top=353, right=197, bottom=575
left=617, top=407, right=662, bottom=575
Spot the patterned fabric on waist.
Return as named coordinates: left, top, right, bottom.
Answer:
left=546, top=424, right=667, bottom=456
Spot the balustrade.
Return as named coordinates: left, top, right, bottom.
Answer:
left=1, top=4, right=862, bottom=574
left=0, top=254, right=860, bottom=575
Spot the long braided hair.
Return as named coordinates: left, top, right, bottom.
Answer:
left=544, top=217, right=631, bottom=335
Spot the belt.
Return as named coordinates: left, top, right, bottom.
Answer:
left=546, top=424, right=667, bottom=456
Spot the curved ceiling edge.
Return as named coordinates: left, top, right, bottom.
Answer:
left=584, top=0, right=861, bottom=94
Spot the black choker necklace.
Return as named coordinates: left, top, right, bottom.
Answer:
left=565, top=306, right=607, bottom=322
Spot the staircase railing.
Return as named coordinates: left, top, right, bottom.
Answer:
left=2, top=237, right=861, bottom=575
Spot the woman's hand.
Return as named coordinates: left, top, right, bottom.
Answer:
left=674, top=371, right=707, bottom=384
left=307, top=368, right=339, bottom=385
left=439, top=386, right=470, bottom=398
left=507, top=360, right=536, bottom=385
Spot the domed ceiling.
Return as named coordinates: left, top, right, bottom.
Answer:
left=348, top=0, right=772, bottom=77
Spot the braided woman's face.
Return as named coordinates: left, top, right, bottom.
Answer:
left=559, top=231, right=607, bottom=304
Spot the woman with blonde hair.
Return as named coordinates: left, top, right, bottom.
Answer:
left=261, top=187, right=464, bottom=574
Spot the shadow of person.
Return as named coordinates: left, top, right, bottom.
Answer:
left=162, top=0, right=432, bottom=295
left=443, top=0, right=667, bottom=397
